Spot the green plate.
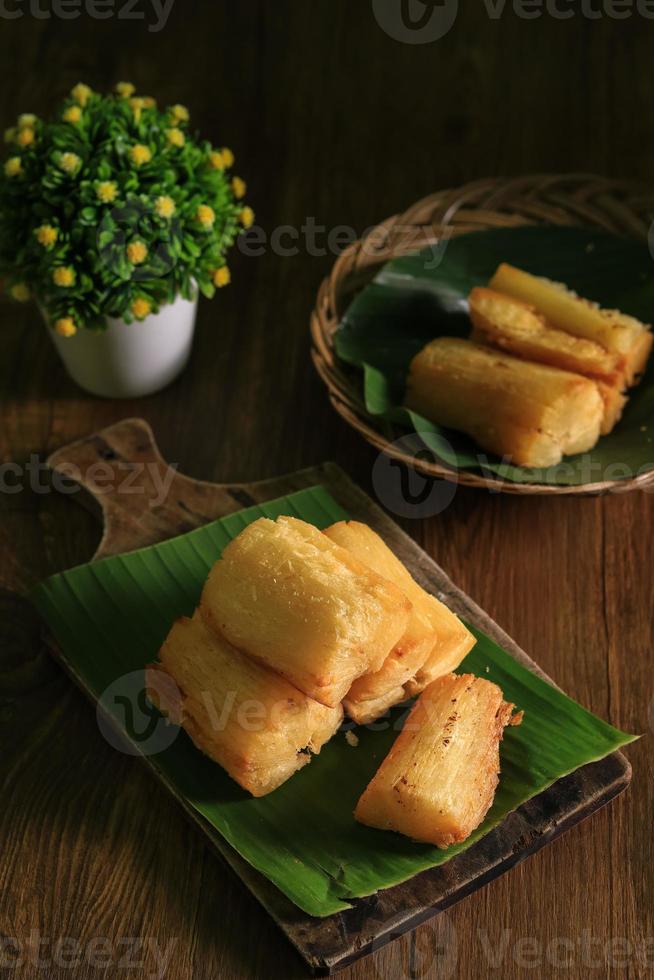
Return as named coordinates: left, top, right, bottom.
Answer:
left=32, top=485, right=636, bottom=916
left=336, top=225, right=654, bottom=485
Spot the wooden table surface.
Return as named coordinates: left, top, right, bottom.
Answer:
left=1, top=4, right=652, bottom=978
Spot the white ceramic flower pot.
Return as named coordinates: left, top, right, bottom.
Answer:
left=47, top=292, right=198, bottom=398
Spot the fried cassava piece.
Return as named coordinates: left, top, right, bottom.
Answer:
left=354, top=673, right=521, bottom=847
left=324, top=521, right=475, bottom=723
left=469, top=287, right=622, bottom=382
left=146, top=616, right=342, bottom=797
left=489, top=263, right=653, bottom=388
left=405, top=337, right=604, bottom=468
left=468, top=287, right=627, bottom=436
left=200, top=515, right=410, bottom=707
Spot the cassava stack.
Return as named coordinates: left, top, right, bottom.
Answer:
left=404, top=263, right=652, bottom=468
left=146, top=515, right=479, bottom=799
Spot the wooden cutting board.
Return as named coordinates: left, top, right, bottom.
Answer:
left=46, top=417, right=632, bottom=976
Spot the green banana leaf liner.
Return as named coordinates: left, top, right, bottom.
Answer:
left=33, top=485, right=636, bottom=916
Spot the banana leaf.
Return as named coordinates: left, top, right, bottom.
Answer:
left=32, top=485, right=636, bottom=916
left=336, top=226, right=654, bottom=485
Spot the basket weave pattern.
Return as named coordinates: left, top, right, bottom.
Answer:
left=310, top=174, right=654, bottom=495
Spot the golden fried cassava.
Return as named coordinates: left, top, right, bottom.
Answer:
left=354, top=673, right=520, bottom=846
left=405, top=338, right=604, bottom=467
left=200, top=516, right=411, bottom=707
left=146, top=615, right=342, bottom=797
left=324, top=521, right=475, bottom=722
left=469, top=286, right=628, bottom=435
left=488, top=263, right=652, bottom=387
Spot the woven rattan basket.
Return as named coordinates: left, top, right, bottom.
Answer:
left=310, top=174, right=654, bottom=495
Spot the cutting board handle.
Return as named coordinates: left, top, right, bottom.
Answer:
left=47, top=418, right=243, bottom=559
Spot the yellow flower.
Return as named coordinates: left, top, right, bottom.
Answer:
left=10, top=283, right=30, bottom=301
left=130, top=144, right=152, bottom=166
left=142, top=96, right=156, bottom=109
left=18, top=113, right=36, bottom=128
left=17, top=127, right=35, bottom=147
left=196, top=204, right=215, bottom=228
left=53, top=266, right=75, bottom=287
left=240, top=206, right=255, bottom=229
left=71, top=83, right=93, bottom=106
left=96, top=180, right=118, bottom=203
left=59, top=152, right=81, bottom=175
left=115, top=81, right=135, bottom=98
left=212, top=266, right=230, bottom=288
left=169, top=104, right=189, bottom=123
left=221, top=147, right=234, bottom=168
left=4, top=127, right=16, bottom=143
left=232, top=176, right=246, bottom=199
left=4, top=157, right=22, bottom=177
left=154, top=195, right=175, bottom=219
left=54, top=316, right=77, bottom=337
left=129, top=97, right=145, bottom=122
left=126, top=240, right=148, bottom=264
left=131, top=297, right=151, bottom=320
left=208, top=150, right=225, bottom=170
left=165, top=127, right=185, bottom=148
left=63, top=105, right=82, bottom=125
left=35, top=224, right=58, bottom=248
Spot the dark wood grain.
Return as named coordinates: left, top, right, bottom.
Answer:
left=0, top=4, right=653, bottom=979
left=43, top=417, right=632, bottom=974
